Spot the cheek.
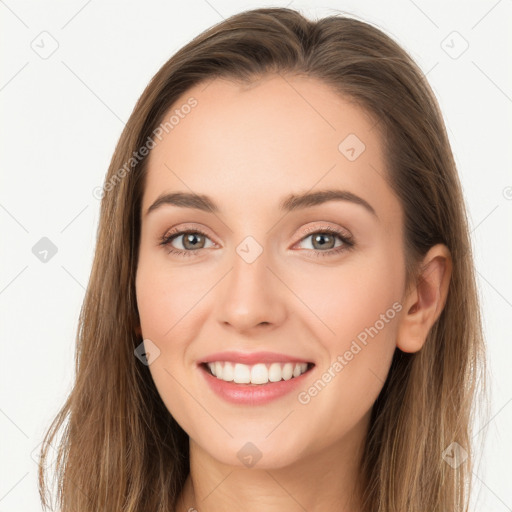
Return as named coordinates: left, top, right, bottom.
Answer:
left=134, top=258, right=206, bottom=432
left=290, top=249, right=403, bottom=407
left=135, top=266, right=174, bottom=338
left=135, top=250, right=211, bottom=340
left=134, top=253, right=218, bottom=414
left=286, top=283, right=402, bottom=458
left=293, top=249, right=403, bottom=344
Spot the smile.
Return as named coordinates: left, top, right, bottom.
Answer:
left=204, top=361, right=313, bottom=385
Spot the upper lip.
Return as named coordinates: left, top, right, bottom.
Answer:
left=199, top=351, right=314, bottom=365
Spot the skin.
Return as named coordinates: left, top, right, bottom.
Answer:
left=135, top=74, right=452, bottom=512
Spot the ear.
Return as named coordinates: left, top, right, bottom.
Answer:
left=397, top=244, right=452, bottom=353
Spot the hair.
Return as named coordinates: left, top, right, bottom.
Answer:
left=38, top=7, right=486, bottom=512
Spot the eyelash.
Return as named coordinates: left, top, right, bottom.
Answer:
left=159, top=225, right=355, bottom=258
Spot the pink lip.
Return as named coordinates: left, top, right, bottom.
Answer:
left=198, top=363, right=314, bottom=405
left=199, top=351, right=313, bottom=365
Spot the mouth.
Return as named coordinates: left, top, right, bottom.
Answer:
left=199, top=361, right=316, bottom=386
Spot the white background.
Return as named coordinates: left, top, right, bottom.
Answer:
left=1, top=0, right=511, bottom=510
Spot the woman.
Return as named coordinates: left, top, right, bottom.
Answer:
left=38, top=7, right=486, bottom=511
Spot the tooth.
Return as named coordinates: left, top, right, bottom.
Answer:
left=268, top=362, right=283, bottom=382
left=207, top=361, right=309, bottom=384
left=282, top=362, right=293, bottom=380
left=233, top=363, right=251, bottom=383
left=251, top=363, right=269, bottom=384
left=222, top=362, right=234, bottom=382
left=214, top=361, right=223, bottom=380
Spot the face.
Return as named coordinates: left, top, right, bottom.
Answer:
left=135, top=74, right=406, bottom=469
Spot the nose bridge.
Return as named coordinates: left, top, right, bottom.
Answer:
left=215, top=235, right=287, bottom=331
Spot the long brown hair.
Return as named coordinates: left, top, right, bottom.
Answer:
left=38, top=7, right=486, bottom=511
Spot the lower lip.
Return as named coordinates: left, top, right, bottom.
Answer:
left=199, top=364, right=313, bottom=405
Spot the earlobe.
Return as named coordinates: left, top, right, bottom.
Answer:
left=396, top=244, right=452, bottom=353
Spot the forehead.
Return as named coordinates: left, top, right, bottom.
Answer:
left=142, top=75, right=401, bottom=226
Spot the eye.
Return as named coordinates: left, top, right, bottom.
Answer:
left=294, top=227, right=354, bottom=257
left=159, top=228, right=215, bottom=256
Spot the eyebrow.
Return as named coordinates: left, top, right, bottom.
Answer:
left=145, top=189, right=378, bottom=218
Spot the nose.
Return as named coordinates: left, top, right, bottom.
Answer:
left=215, top=243, right=288, bottom=334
